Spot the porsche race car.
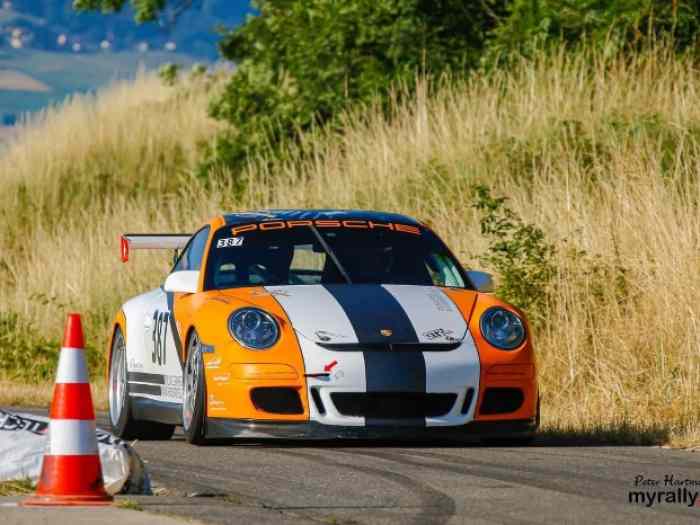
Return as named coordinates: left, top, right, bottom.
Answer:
left=108, top=210, right=538, bottom=444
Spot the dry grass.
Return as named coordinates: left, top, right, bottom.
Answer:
left=0, top=379, right=107, bottom=410
left=0, top=47, right=698, bottom=446
left=0, top=479, right=34, bottom=496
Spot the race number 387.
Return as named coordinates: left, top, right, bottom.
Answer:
left=152, top=311, right=169, bottom=366
left=217, top=237, right=243, bottom=248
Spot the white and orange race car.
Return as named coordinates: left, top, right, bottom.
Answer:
left=108, top=210, right=538, bottom=445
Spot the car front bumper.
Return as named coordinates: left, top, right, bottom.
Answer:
left=205, top=417, right=538, bottom=441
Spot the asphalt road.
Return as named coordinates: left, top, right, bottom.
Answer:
left=17, top=410, right=700, bottom=524
left=126, top=425, right=700, bottom=524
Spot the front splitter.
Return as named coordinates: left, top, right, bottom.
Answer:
left=205, top=417, right=537, bottom=440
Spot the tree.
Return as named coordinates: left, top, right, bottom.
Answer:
left=206, top=0, right=506, bottom=169
left=76, top=0, right=507, bottom=171
left=73, top=0, right=190, bottom=24
left=489, top=1, right=700, bottom=58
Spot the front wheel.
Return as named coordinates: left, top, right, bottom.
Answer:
left=183, top=330, right=208, bottom=445
left=109, top=327, right=175, bottom=440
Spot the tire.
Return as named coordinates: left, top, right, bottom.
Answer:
left=182, top=330, right=208, bottom=445
left=109, top=327, right=175, bottom=440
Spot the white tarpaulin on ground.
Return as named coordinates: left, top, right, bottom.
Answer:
left=0, top=409, right=149, bottom=494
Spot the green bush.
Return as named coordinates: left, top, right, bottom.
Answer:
left=472, top=185, right=557, bottom=325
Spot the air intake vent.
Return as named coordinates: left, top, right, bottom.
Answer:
left=310, top=387, right=326, bottom=415
left=461, top=388, right=475, bottom=414
left=331, top=392, right=456, bottom=419
left=479, top=388, right=524, bottom=415
left=251, top=387, right=304, bottom=415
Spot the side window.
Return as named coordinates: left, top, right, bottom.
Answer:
left=174, top=227, right=210, bottom=272
left=426, top=253, right=465, bottom=288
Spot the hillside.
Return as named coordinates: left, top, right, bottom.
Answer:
left=1, top=1, right=251, bottom=56
left=0, top=47, right=698, bottom=446
left=0, top=1, right=250, bottom=117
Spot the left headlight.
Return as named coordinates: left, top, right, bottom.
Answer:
left=228, top=308, right=280, bottom=350
left=480, top=307, right=526, bottom=350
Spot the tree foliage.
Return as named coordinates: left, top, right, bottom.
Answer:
left=75, top=0, right=700, bottom=172
left=205, top=0, right=506, bottom=170
left=490, top=1, right=700, bottom=58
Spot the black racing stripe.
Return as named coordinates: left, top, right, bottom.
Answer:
left=129, top=383, right=162, bottom=396
left=323, top=284, right=419, bottom=344
left=363, top=351, right=426, bottom=394
left=127, top=372, right=165, bottom=385
left=166, top=291, right=184, bottom=369
left=364, top=351, right=426, bottom=427
left=324, top=284, right=426, bottom=426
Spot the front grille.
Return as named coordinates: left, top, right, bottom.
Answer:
left=479, top=388, right=524, bottom=415
left=318, top=342, right=460, bottom=352
left=331, top=392, right=457, bottom=419
left=250, top=387, right=304, bottom=415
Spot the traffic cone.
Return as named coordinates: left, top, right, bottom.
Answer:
left=23, top=313, right=113, bottom=506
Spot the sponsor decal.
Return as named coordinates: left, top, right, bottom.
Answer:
left=324, top=360, right=338, bottom=372
left=162, top=375, right=183, bottom=399
left=628, top=475, right=700, bottom=508
left=128, top=357, right=143, bottom=370
left=0, top=410, right=125, bottom=446
left=380, top=329, right=393, bottom=337
left=0, top=410, right=47, bottom=435
left=205, top=356, right=223, bottom=369
left=426, top=290, right=454, bottom=312
left=208, top=395, right=225, bottom=409
left=212, top=373, right=231, bottom=383
left=423, top=328, right=459, bottom=341
left=231, top=220, right=421, bottom=237
left=217, top=237, right=244, bottom=248
left=315, top=330, right=347, bottom=342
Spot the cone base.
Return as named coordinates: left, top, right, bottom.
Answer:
left=23, top=494, right=113, bottom=507
left=30, top=454, right=112, bottom=505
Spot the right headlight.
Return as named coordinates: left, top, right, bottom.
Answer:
left=228, top=308, right=280, bottom=350
left=479, top=307, right=526, bottom=350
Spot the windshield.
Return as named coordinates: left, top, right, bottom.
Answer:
left=203, top=221, right=468, bottom=290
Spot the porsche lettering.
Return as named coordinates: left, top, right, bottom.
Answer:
left=231, top=220, right=421, bottom=237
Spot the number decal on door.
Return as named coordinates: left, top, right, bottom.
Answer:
left=152, top=310, right=169, bottom=366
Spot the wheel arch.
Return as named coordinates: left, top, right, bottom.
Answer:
left=106, top=310, right=127, bottom=382
left=183, top=324, right=198, bottom=359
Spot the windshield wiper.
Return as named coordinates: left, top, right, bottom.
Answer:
left=310, top=226, right=352, bottom=284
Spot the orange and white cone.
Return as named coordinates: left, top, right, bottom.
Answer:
left=24, top=313, right=113, bottom=506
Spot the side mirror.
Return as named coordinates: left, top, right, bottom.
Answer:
left=466, top=270, right=494, bottom=293
left=164, top=271, right=199, bottom=294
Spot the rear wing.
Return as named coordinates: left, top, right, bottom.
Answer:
left=120, top=234, right=192, bottom=263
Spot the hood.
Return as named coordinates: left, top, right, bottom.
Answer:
left=263, top=284, right=469, bottom=346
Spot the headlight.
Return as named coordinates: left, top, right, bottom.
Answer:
left=228, top=308, right=280, bottom=350
left=480, top=307, right=526, bottom=350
